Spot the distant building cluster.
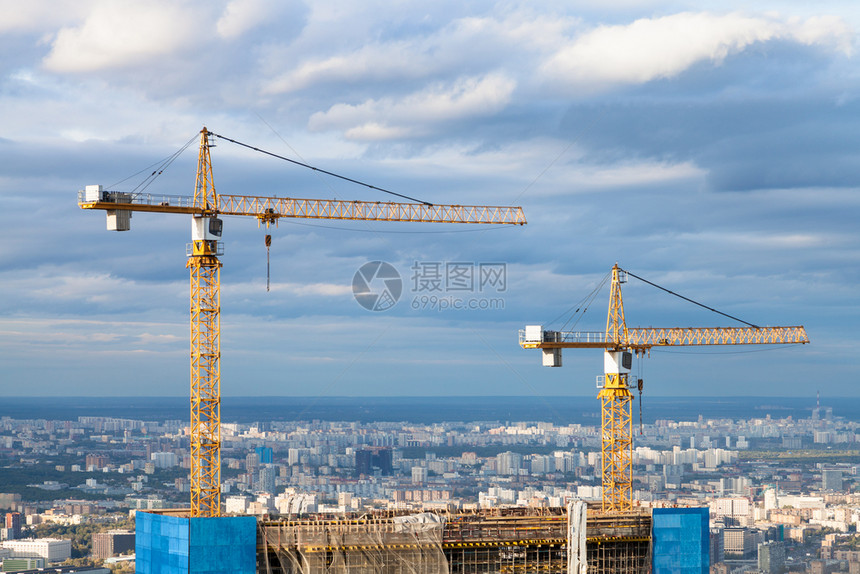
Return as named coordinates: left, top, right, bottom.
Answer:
left=0, top=401, right=859, bottom=571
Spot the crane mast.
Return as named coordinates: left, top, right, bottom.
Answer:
left=187, top=129, right=222, bottom=517
left=521, top=263, right=809, bottom=512
left=80, top=127, right=526, bottom=517
left=600, top=266, right=633, bottom=511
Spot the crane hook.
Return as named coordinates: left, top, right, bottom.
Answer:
left=265, top=234, right=272, bottom=292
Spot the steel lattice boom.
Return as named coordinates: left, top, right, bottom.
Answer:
left=78, top=193, right=527, bottom=225
left=520, top=325, right=809, bottom=350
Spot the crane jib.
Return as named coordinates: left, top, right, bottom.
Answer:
left=78, top=192, right=526, bottom=225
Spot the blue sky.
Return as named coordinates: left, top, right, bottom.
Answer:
left=0, top=1, right=857, bottom=398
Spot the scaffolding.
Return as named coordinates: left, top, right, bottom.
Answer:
left=258, top=507, right=651, bottom=574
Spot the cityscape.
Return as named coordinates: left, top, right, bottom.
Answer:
left=0, top=396, right=858, bottom=573
left=2, top=2, right=860, bottom=574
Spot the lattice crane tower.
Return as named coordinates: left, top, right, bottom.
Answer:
left=80, top=127, right=526, bottom=517
left=520, top=263, right=808, bottom=512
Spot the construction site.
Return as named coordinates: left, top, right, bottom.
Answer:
left=78, top=129, right=807, bottom=574
left=256, top=506, right=654, bottom=574
left=137, top=504, right=672, bottom=574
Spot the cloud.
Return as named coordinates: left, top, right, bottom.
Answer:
left=541, top=12, right=853, bottom=93
left=0, top=0, right=91, bottom=34
left=308, top=74, right=517, bottom=140
left=42, top=1, right=203, bottom=73
left=216, top=0, right=303, bottom=39
left=264, top=44, right=423, bottom=95
left=263, top=12, right=568, bottom=95
left=216, top=0, right=269, bottom=38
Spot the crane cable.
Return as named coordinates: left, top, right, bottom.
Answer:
left=109, top=134, right=199, bottom=195
left=210, top=132, right=433, bottom=206
left=636, top=354, right=644, bottom=435
left=622, top=269, right=760, bottom=329
left=548, top=271, right=612, bottom=332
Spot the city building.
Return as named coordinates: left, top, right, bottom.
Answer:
left=3, top=513, right=21, bottom=540
left=151, top=452, right=179, bottom=469
left=255, top=446, right=273, bottom=464
left=256, top=465, right=277, bottom=494
left=1, top=538, right=72, bottom=563
left=723, top=528, right=760, bottom=558
left=92, top=530, right=135, bottom=560
left=412, top=466, right=428, bottom=485
left=758, top=540, right=786, bottom=574
left=355, top=447, right=393, bottom=476
left=0, top=495, right=21, bottom=512
left=822, top=470, right=843, bottom=491
left=2, top=556, right=46, bottom=570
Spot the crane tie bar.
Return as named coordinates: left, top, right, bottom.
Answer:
left=623, top=269, right=760, bottom=329
left=210, top=132, right=433, bottom=206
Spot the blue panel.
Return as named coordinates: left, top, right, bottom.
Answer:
left=189, top=516, right=257, bottom=574
left=652, top=508, right=709, bottom=574
left=136, top=513, right=255, bottom=574
left=136, top=512, right=189, bottom=574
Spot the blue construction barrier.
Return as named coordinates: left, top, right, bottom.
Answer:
left=136, top=511, right=256, bottom=574
left=652, top=507, right=709, bottom=574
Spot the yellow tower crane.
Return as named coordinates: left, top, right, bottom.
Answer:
left=520, top=263, right=808, bottom=512
left=80, top=127, right=527, bottom=517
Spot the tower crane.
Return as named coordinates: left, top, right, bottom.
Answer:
left=80, top=127, right=527, bottom=518
left=520, top=263, right=808, bottom=512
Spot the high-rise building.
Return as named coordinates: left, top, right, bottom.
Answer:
left=355, top=448, right=393, bottom=477
left=256, top=465, right=277, bottom=494
left=92, top=530, right=135, bottom=560
left=710, top=528, right=724, bottom=565
left=412, top=466, right=428, bottom=485
left=723, top=528, right=760, bottom=558
left=758, top=541, right=786, bottom=574
left=255, top=446, right=273, bottom=464
left=496, top=451, right=524, bottom=476
left=822, top=469, right=843, bottom=491
left=4, top=512, right=21, bottom=540
left=150, top=452, right=178, bottom=468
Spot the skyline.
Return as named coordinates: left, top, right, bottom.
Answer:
left=0, top=1, right=858, bottom=397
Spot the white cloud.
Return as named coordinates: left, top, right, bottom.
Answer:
left=563, top=161, right=704, bottom=192
left=42, top=1, right=203, bottom=73
left=541, top=12, right=854, bottom=93
left=263, top=11, right=571, bottom=95
left=264, top=45, right=419, bottom=94
left=0, top=0, right=92, bottom=34
left=308, top=74, right=517, bottom=140
left=216, top=0, right=272, bottom=39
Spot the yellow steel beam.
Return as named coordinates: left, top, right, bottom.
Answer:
left=217, top=195, right=526, bottom=225
left=78, top=195, right=526, bottom=225
left=598, top=374, right=633, bottom=512
left=187, top=129, right=221, bottom=518
left=520, top=325, right=808, bottom=350
left=187, top=241, right=222, bottom=517
left=626, top=325, right=809, bottom=347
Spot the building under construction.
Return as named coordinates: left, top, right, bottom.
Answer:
left=136, top=504, right=707, bottom=574
left=258, top=506, right=650, bottom=574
